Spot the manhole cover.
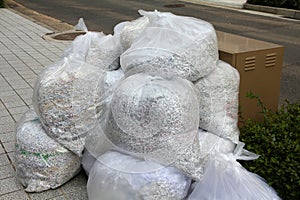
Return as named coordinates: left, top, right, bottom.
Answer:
left=164, top=4, right=185, bottom=8
left=52, top=32, right=86, bottom=41
left=43, top=31, right=86, bottom=42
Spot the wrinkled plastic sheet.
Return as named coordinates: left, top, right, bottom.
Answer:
left=187, top=144, right=280, bottom=200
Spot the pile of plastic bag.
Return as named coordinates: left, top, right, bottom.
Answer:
left=14, top=10, right=281, bottom=200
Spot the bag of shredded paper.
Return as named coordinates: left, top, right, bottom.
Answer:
left=64, top=31, right=122, bottom=70
left=33, top=57, right=110, bottom=156
left=194, top=60, right=240, bottom=143
left=15, top=109, right=81, bottom=192
left=121, top=10, right=218, bottom=81
left=114, top=15, right=149, bottom=51
left=87, top=151, right=191, bottom=200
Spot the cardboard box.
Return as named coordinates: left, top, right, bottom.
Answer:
left=217, top=31, right=284, bottom=122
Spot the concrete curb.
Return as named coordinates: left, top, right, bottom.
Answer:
left=244, top=3, right=300, bottom=20
left=5, top=0, right=73, bottom=32
left=181, top=0, right=246, bottom=8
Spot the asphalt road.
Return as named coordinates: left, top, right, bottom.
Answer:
left=11, top=0, right=300, bottom=103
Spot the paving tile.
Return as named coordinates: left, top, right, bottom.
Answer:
left=23, top=98, right=33, bottom=107
left=32, top=69, right=44, bottom=76
left=26, top=78, right=37, bottom=85
left=0, top=164, right=15, bottom=180
left=0, top=123, right=15, bottom=133
left=4, top=100, right=26, bottom=108
left=0, top=177, right=23, bottom=195
left=2, top=141, right=15, bottom=153
left=0, top=67, right=11, bottom=74
left=1, top=95, right=22, bottom=103
left=0, top=116, right=14, bottom=125
left=15, top=88, right=33, bottom=94
left=20, top=73, right=38, bottom=80
left=0, top=109, right=10, bottom=117
left=0, top=91, right=16, bottom=98
left=0, top=78, right=10, bottom=85
left=60, top=171, right=88, bottom=194
left=29, top=188, right=63, bottom=200
left=0, top=68, right=18, bottom=74
left=64, top=189, right=88, bottom=200
left=0, top=86, right=12, bottom=92
left=0, top=190, right=30, bottom=200
left=8, top=106, right=28, bottom=115
left=7, top=61, right=24, bottom=66
left=7, top=152, right=15, bottom=165
left=0, top=154, right=10, bottom=166
left=0, top=145, right=4, bottom=154
left=12, top=113, right=24, bottom=122
left=48, top=195, right=67, bottom=200
left=8, top=80, right=28, bottom=86
left=19, top=92, right=33, bottom=100
left=2, top=55, right=18, bottom=62
left=0, top=132, right=15, bottom=143
left=0, top=102, right=5, bottom=110
left=11, top=84, right=32, bottom=90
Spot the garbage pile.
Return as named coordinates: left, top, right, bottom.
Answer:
left=15, top=10, right=281, bottom=200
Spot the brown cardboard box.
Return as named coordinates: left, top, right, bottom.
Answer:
left=217, top=31, right=284, bottom=122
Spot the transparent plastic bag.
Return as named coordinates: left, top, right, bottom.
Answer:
left=85, top=73, right=199, bottom=166
left=82, top=148, right=96, bottom=176
left=33, top=56, right=112, bottom=156
left=175, top=129, right=236, bottom=180
left=63, top=32, right=104, bottom=61
left=63, top=32, right=122, bottom=70
left=87, top=151, right=191, bottom=200
left=103, top=68, right=124, bottom=89
left=120, top=10, right=218, bottom=81
left=114, top=16, right=149, bottom=51
left=73, top=17, right=88, bottom=32
left=187, top=143, right=280, bottom=200
left=15, top=109, right=81, bottom=192
left=194, top=60, right=240, bottom=143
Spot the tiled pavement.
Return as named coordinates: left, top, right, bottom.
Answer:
left=0, top=9, right=88, bottom=200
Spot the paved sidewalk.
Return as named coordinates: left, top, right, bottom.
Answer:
left=0, top=9, right=88, bottom=200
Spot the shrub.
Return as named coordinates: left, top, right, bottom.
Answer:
left=247, top=0, right=300, bottom=10
left=0, top=0, right=4, bottom=8
left=240, top=93, right=300, bottom=199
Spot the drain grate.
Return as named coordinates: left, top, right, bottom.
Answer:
left=164, top=4, right=185, bottom=8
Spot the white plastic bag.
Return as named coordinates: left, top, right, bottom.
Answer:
left=86, top=73, right=199, bottom=166
left=194, top=60, right=240, bottom=143
left=33, top=57, right=109, bottom=156
left=175, top=129, right=236, bottom=180
left=81, top=148, right=96, bottom=176
left=187, top=143, right=280, bottom=200
left=63, top=32, right=105, bottom=61
left=15, top=109, right=81, bottom=192
left=120, top=10, right=218, bottom=81
left=114, top=16, right=149, bottom=51
left=87, top=151, right=191, bottom=200
left=85, top=34, right=122, bottom=70
left=63, top=32, right=122, bottom=70
left=73, top=17, right=88, bottom=32
left=103, top=67, right=124, bottom=89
